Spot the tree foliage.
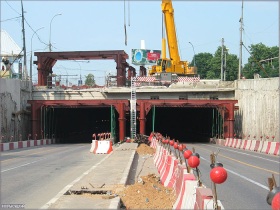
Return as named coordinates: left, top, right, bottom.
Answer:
left=191, top=46, right=239, bottom=81
left=188, top=43, right=279, bottom=81
left=85, top=73, right=95, bottom=86
left=242, top=43, right=279, bottom=79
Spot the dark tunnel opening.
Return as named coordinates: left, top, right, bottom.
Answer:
left=43, top=106, right=217, bottom=144
left=51, top=107, right=112, bottom=143
left=145, top=107, right=214, bottom=143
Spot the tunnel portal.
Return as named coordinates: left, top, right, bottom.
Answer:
left=42, top=106, right=219, bottom=143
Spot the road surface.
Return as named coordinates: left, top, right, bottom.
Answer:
left=184, top=143, right=279, bottom=210
left=1, top=144, right=106, bottom=209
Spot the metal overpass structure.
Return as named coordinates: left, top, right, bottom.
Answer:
left=29, top=50, right=238, bottom=143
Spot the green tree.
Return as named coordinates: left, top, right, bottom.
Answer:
left=208, top=52, right=221, bottom=79
left=85, top=73, right=95, bottom=86
left=191, top=46, right=238, bottom=80
left=191, top=52, right=213, bottom=79
left=242, top=43, right=279, bottom=78
left=225, top=53, right=239, bottom=81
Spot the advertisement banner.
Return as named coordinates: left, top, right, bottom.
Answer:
left=131, top=49, right=161, bottom=65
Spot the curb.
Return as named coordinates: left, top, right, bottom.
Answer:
left=110, top=143, right=137, bottom=209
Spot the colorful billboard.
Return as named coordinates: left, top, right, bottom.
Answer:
left=131, top=49, right=161, bottom=65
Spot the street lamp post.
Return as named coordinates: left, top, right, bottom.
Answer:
left=30, top=27, right=44, bottom=84
left=49, top=13, right=62, bottom=52
left=189, top=42, right=196, bottom=67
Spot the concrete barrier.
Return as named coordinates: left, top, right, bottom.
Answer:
left=161, top=155, right=179, bottom=188
left=249, top=140, right=256, bottom=151
left=151, top=133, right=226, bottom=209
left=154, top=145, right=163, bottom=168
left=267, top=142, right=280, bottom=155
left=225, top=138, right=231, bottom=147
left=234, top=139, right=242, bottom=149
left=173, top=168, right=197, bottom=210
left=159, top=149, right=169, bottom=175
left=0, top=139, right=52, bottom=152
left=245, top=140, right=252, bottom=150
left=217, top=137, right=279, bottom=156
left=194, top=187, right=224, bottom=210
left=165, top=158, right=179, bottom=188
left=257, top=141, right=264, bottom=152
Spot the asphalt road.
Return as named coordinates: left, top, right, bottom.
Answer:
left=1, top=143, right=279, bottom=210
left=183, top=143, right=280, bottom=210
left=0, top=144, right=106, bottom=209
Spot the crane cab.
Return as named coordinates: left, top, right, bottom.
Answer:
left=149, top=58, right=172, bottom=75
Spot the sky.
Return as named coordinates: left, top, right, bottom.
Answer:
left=1, top=0, right=279, bottom=85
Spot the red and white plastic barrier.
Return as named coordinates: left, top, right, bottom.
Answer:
left=0, top=139, right=52, bottom=152
left=90, top=140, right=113, bottom=154
left=89, top=140, right=98, bottom=153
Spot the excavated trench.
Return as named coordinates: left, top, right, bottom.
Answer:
left=44, top=107, right=215, bottom=143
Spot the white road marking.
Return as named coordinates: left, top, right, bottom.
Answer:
left=1, top=145, right=87, bottom=172
left=204, top=144, right=279, bottom=163
left=1, top=157, right=48, bottom=172
left=40, top=154, right=111, bottom=209
left=200, top=156, right=270, bottom=191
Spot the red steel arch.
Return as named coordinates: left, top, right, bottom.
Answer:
left=28, top=99, right=237, bottom=142
left=34, top=50, right=129, bottom=87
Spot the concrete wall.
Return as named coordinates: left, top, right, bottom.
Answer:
left=1, top=77, right=279, bottom=143
left=0, top=78, right=31, bottom=142
left=234, top=77, right=279, bottom=142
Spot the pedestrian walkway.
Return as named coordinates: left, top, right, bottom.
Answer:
left=45, top=142, right=156, bottom=209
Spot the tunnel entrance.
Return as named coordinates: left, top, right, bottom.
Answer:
left=146, top=107, right=216, bottom=143
left=31, top=99, right=235, bottom=143
left=47, top=107, right=112, bottom=143
left=41, top=106, right=222, bottom=143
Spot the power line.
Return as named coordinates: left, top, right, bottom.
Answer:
left=23, top=18, right=48, bottom=47
left=5, top=0, right=20, bottom=15
left=0, top=16, right=21, bottom=22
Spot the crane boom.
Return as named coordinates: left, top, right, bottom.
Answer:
left=162, top=0, right=180, bottom=63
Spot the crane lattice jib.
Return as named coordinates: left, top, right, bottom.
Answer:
left=162, top=0, right=180, bottom=63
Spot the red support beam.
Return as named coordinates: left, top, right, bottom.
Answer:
left=224, top=103, right=235, bottom=138
left=117, top=102, right=126, bottom=142
left=139, top=102, right=146, bottom=135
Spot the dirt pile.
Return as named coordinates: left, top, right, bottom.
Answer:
left=119, top=173, right=176, bottom=209
left=136, top=143, right=156, bottom=155
left=118, top=143, right=176, bottom=209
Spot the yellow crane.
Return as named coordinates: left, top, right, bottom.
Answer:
left=149, top=0, right=197, bottom=76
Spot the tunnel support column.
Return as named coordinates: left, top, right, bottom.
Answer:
left=139, top=102, right=146, bottom=135
left=118, top=103, right=126, bottom=142
left=224, top=103, right=235, bottom=138
left=31, top=103, right=41, bottom=140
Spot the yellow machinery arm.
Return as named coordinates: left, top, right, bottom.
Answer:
left=162, top=0, right=180, bottom=63
left=149, top=0, right=197, bottom=77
